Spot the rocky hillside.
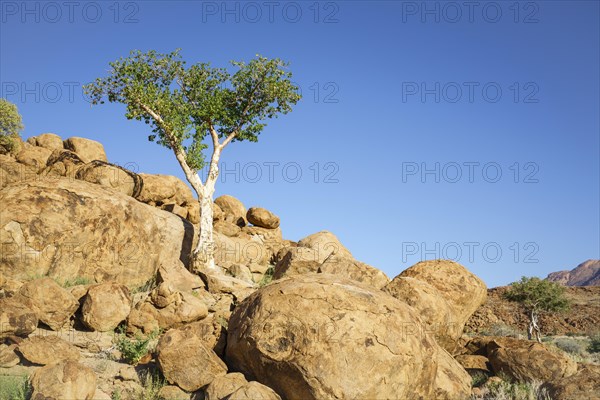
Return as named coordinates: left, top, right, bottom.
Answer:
left=547, top=259, right=600, bottom=286
left=466, top=286, right=600, bottom=336
left=1, top=133, right=599, bottom=400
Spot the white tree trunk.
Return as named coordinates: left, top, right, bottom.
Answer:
left=192, top=183, right=217, bottom=272
left=528, top=310, right=542, bottom=343
left=190, top=148, right=220, bottom=273
left=136, top=103, right=228, bottom=275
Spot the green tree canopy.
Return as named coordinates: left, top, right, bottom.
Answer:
left=504, top=276, right=570, bottom=341
left=504, top=276, right=570, bottom=313
left=0, top=98, right=24, bottom=154
left=84, top=49, right=301, bottom=271
left=84, top=49, right=300, bottom=172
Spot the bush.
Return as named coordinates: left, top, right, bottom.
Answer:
left=471, top=372, right=488, bottom=388
left=481, top=323, right=522, bottom=338
left=471, top=378, right=552, bottom=400
left=588, top=333, right=600, bottom=353
left=554, top=337, right=584, bottom=355
left=259, top=265, right=274, bottom=287
left=0, top=375, right=31, bottom=400
left=0, top=99, right=24, bottom=155
left=114, top=328, right=160, bottom=365
left=132, top=275, right=158, bottom=294
left=60, top=276, right=94, bottom=288
left=504, top=277, right=569, bottom=342
left=134, top=370, right=165, bottom=400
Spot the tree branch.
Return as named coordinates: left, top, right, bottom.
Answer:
left=221, top=67, right=269, bottom=149
left=220, top=130, right=238, bottom=148
left=137, top=101, right=204, bottom=195
left=209, top=124, right=220, bottom=150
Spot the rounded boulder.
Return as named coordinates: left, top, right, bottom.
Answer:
left=226, top=273, right=462, bottom=400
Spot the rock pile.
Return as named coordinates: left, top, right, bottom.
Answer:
left=1, top=133, right=594, bottom=400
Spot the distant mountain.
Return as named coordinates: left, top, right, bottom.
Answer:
left=546, top=259, right=600, bottom=286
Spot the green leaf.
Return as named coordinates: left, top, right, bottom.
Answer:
left=84, top=50, right=301, bottom=176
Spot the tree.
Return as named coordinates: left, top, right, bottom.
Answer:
left=84, top=49, right=301, bottom=272
left=0, top=98, right=24, bottom=154
left=504, top=276, right=570, bottom=342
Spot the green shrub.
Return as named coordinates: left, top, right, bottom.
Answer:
left=588, top=333, right=600, bottom=353
left=554, top=337, right=584, bottom=355
left=114, top=328, right=160, bottom=365
left=471, top=372, right=488, bottom=388
left=0, top=375, right=31, bottom=400
left=60, top=276, right=94, bottom=288
left=134, top=370, right=165, bottom=400
left=216, top=315, right=229, bottom=330
left=259, top=265, right=274, bottom=287
left=471, top=378, right=552, bottom=400
left=0, top=99, right=24, bottom=155
left=504, top=276, right=569, bottom=342
left=0, top=133, right=21, bottom=154
left=481, top=323, right=522, bottom=338
left=132, top=276, right=158, bottom=294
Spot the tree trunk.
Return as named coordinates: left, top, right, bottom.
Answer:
left=191, top=185, right=217, bottom=273
left=528, top=310, right=542, bottom=343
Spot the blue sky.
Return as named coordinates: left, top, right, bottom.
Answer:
left=1, top=1, right=598, bottom=287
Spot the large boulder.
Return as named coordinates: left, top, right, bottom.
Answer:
left=319, top=255, right=390, bottom=289
left=241, top=226, right=284, bottom=262
left=215, top=220, right=242, bottom=237
left=158, top=385, right=189, bottom=400
left=487, top=339, right=577, bottom=383
left=213, top=202, right=224, bottom=221
left=0, top=298, right=38, bottom=338
left=17, top=335, right=80, bottom=365
left=0, top=344, right=19, bottom=367
left=247, top=207, right=280, bottom=229
left=272, top=247, right=321, bottom=279
left=228, top=382, right=282, bottom=400
left=384, top=276, right=459, bottom=352
left=543, top=364, right=600, bottom=400
left=0, top=157, right=37, bottom=189
left=15, top=142, right=53, bottom=172
left=157, top=327, right=228, bottom=392
left=273, top=247, right=389, bottom=290
left=42, top=148, right=85, bottom=178
left=16, top=277, right=79, bottom=330
left=297, top=231, right=353, bottom=263
left=215, top=195, right=247, bottom=227
left=226, top=273, right=465, bottom=400
left=127, top=283, right=208, bottom=334
left=214, top=232, right=269, bottom=267
left=136, top=173, right=194, bottom=206
left=0, top=275, right=23, bottom=298
left=394, top=259, right=487, bottom=351
left=163, top=316, right=227, bottom=357
left=398, top=260, right=487, bottom=323
left=0, top=178, right=195, bottom=288
left=30, top=360, right=97, bottom=400
left=63, top=136, right=107, bottom=163
left=204, top=372, right=249, bottom=400
left=157, top=262, right=205, bottom=293
left=202, top=271, right=255, bottom=295
left=75, top=160, right=142, bottom=197
left=81, top=283, right=132, bottom=332
left=27, top=133, right=64, bottom=150
left=433, top=349, right=472, bottom=399
left=454, top=354, right=491, bottom=374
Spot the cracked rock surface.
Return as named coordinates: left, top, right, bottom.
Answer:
left=226, top=273, right=470, bottom=400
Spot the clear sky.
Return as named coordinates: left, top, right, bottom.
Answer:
left=1, top=1, right=598, bottom=287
